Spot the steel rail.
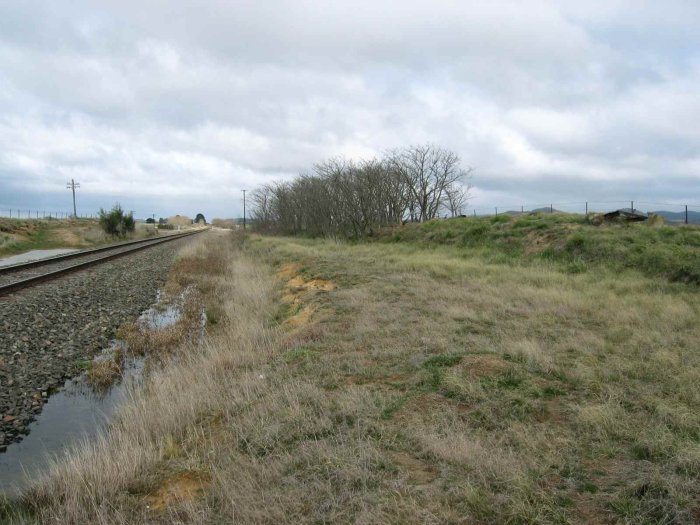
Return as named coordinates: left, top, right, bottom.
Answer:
left=0, top=230, right=197, bottom=275
left=0, top=229, right=206, bottom=297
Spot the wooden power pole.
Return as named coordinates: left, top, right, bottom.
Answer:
left=66, top=179, right=80, bottom=217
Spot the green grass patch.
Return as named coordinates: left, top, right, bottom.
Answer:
left=374, top=212, right=700, bottom=285
left=420, top=353, right=465, bottom=391
left=283, top=346, right=319, bottom=363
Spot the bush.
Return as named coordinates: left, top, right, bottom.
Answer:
left=99, top=204, right=135, bottom=237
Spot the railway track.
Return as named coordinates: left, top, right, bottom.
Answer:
left=0, top=229, right=206, bottom=296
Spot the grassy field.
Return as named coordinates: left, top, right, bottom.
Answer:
left=0, top=218, right=159, bottom=257
left=378, top=212, right=700, bottom=284
left=3, top=216, right=699, bottom=523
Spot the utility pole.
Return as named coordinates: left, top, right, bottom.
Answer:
left=66, top=179, right=80, bottom=218
left=242, top=189, right=247, bottom=230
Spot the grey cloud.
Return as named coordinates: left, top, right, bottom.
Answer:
left=0, top=1, right=699, bottom=219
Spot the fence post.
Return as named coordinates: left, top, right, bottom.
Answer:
left=495, top=207, right=498, bottom=216
left=631, top=201, right=634, bottom=213
left=521, top=205, right=524, bottom=213
left=585, top=202, right=588, bottom=216
left=473, top=210, right=476, bottom=217
left=550, top=204, right=553, bottom=213
left=686, top=205, right=688, bottom=225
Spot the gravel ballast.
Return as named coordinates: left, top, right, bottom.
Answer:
left=0, top=232, right=190, bottom=288
left=0, top=235, right=195, bottom=450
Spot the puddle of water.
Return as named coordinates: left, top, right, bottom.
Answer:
left=137, top=288, right=185, bottom=330
left=139, top=303, right=181, bottom=330
left=138, top=287, right=203, bottom=332
left=0, top=249, right=79, bottom=267
left=0, top=288, right=206, bottom=496
left=0, top=351, right=143, bottom=496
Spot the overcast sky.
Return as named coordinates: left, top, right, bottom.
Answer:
left=1, top=1, right=699, bottom=219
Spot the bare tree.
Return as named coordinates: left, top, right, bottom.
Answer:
left=250, top=144, right=472, bottom=238
left=387, top=144, right=468, bottom=222
left=445, top=177, right=473, bottom=217
left=250, top=184, right=274, bottom=230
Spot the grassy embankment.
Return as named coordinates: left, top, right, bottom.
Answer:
left=380, top=212, right=700, bottom=284
left=3, top=214, right=700, bottom=523
left=0, top=218, right=159, bottom=258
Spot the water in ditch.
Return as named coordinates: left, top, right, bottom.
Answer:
left=0, top=351, right=144, bottom=496
left=0, top=294, right=197, bottom=496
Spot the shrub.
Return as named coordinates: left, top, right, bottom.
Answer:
left=99, top=204, right=135, bottom=237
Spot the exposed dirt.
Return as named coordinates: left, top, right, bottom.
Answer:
left=523, top=230, right=558, bottom=256
left=394, top=393, right=458, bottom=424
left=285, top=305, right=314, bottom=328
left=276, top=262, right=301, bottom=280
left=459, top=354, right=509, bottom=378
left=389, top=451, right=439, bottom=486
left=277, top=264, right=335, bottom=329
left=145, top=471, right=209, bottom=513
left=287, top=276, right=335, bottom=292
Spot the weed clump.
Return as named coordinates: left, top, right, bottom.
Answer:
left=98, top=203, right=135, bottom=237
left=85, top=357, right=123, bottom=391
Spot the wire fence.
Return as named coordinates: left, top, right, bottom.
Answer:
left=2, top=200, right=699, bottom=224
left=468, top=200, right=700, bottom=224
left=0, top=208, right=97, bottom=220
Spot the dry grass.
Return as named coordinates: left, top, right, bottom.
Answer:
left=116, top=288, right=204, bottom=359
left=0, top=219, right=160, bottom=257
left=3, top=230, right=700, bottom=523
left=85, top=355, right=123, bottom=392
left=3, top=230, right=282, bottom=523
left=85, top=284, right=204, bottom=392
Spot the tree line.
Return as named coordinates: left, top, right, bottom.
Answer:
left=251, top=144, right=472, bottom=238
